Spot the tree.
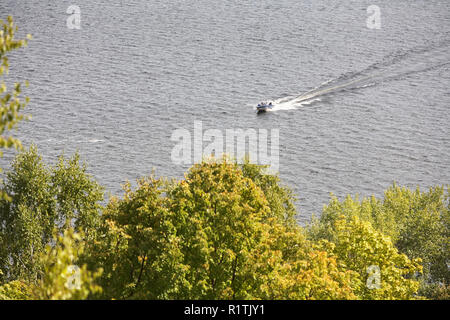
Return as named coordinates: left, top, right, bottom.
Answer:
left=240, top=160, right=297, bottom=226
left=0, top=145, right=104, bottom=283
left=0, top=279, right=33, bottom=300
left=382, top=185, right=449, bottom=284
left=85, top=176, right=188, bottom=299
left=88, top=159, right=273, bottom=299
left=33, top=228, right=102, bottom=300
left=309, top=196, right=423, bottom=299
left=244, top=222, right=357, bottom=300
left=167, top=159, right=274, bottom=299
left=309, top=184, right=449, bottom=293
left=0, top=229, right=102, bottom=300
left=0, top=16, right=31, bottom=201
left=88, top=158, right=357, bottom=300
left=323, top=215, right=421, bottom=299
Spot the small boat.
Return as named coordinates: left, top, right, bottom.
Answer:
left=256, top=101, right=274, bottom=113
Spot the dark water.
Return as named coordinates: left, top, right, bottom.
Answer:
left=1, top=1, right=449, bottom=223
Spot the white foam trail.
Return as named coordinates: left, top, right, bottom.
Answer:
left=267, top=96, right=322, bottom=112
left=256, top=74, right=368, bottom=113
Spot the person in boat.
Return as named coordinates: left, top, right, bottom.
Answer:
left=257, top=101, right=273, bottom=108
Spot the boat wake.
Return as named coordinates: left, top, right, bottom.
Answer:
left=261, top=39, right=450, bottom=113
left=270, top=96, right=322, bottom=111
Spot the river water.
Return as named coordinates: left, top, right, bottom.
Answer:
left=1, top=0, right=449, bottom=222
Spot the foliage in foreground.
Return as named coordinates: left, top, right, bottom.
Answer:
left=0, top=146, right=103, bottom=284
left=1, top=148, right=442, bottom=300
left=0, top=228, right=102, bottom=300
left=86, top=160, right=356, bottom=299
left=308, top=185, right=449, bottom=298
left=34, top=229, right=102, bottom=300
left=0, top=16, right=31, bottom=201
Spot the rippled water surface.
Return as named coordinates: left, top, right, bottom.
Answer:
left=1, top=1, right=449, bottom=222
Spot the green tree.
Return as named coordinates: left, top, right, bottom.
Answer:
left=240, top=160, right=297, bottom=226
left=382, top=185, right=449, bottom=284
left=0, top=279, right=33, bottom=300
left=309, top=195, right=423, bottom=299
left=85, top=176, right=188, bottom=299
left=0, top=146, right=103, bottom=283
left=88, top=158, right=357, bottom=300
left=34, top=228, right=102, bottom=300
left=167, top=159, right=273, bottom=299
left=0, top=16, right=31, bottom=201
left=309, top=184, right=449, bottom=293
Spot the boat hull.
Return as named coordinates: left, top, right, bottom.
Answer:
left=256, top=104, right=273, bottom=113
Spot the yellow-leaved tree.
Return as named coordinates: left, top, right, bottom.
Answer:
left=86, top=158, right=357, bottom=299
left=309, top=195, right=423, bottom=299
